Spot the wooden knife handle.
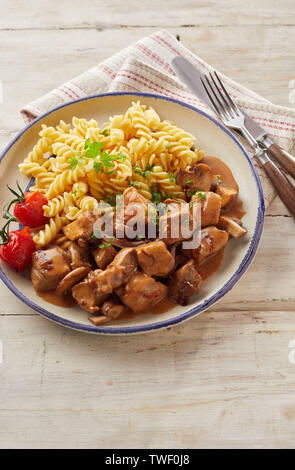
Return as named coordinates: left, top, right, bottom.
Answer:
left=263, top=159, right=295, bottom=217
left=267, top=143, right=295, bottom=178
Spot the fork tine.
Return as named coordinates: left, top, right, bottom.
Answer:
left=200, top=77, right=222, bottom=117
left=214, top=71, right=239, bottom=114
left=206, top=74, right=232, bottom=119
left=202, top=75, right=227, bottom=119
left=209, top=72, right=233, bottom=118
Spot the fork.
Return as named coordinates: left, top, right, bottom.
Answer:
left=201, top=71, right=295, bottom=217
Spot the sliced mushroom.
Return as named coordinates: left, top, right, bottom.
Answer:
left=89, top=315, right=110, bottom=326
left=101, top=299, right=127, bottom=319
left=217, top=215, right=247, bottom=239
left=216, top=185, right=238, bottom=207
left=56, top=266, right=90, bottom=295
left=176, top=163, right=213, bottom=193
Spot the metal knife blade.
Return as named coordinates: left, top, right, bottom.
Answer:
left=171, top=56, right=268, bottom=144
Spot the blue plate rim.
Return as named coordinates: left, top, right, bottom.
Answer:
left=0, top=91, right=265, bottom=334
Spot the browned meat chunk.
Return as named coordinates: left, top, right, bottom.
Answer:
left=63, top=211, right=97, bottom=242
left=176, top=163, right=213, bottom=193
left=217, top=215, right=247, bottom=239
left=110, top=247, right=137, bottom=275
left=31, top=247, right=71, bottom=292
left=190, top=191, right=221, bottom=228
left=94, top=265, right=126, bottom=294
left=67, top=241, right=91, bottom=269
left=216, top=185, right=238, bottom=207
left=159, top=200, right=192, bottom=245
left=114, top=187, right=150, bottom=238
left=192, top=226, right=229, bottom=264
left=72, top=269, right=108, bottom=313
left=136, top=241, right=174, bottom=277
left=94, top=247, right=137, bottom=294
left=118, top=273, right=167, bottom=313
left=56, top=266, right=90, bottom=295
left=93, top=245, right=116, bottom=269
left=168, top=259, right=202, bottom=306
left=101, top=299, right=127, bottom=319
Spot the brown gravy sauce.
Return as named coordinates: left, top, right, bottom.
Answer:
left=37, top=289, right=76, bottom=308
left=36, top=156, right=244, bottom=318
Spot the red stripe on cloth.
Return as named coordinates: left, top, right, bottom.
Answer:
left=57, top=86, right=76, bottom=101
left=114, top=80, right=143, bottom=93
left=63, top=84, right=81, bottom=100
left=241, top=104, right=295, bottom=129
left=52, top=90, right=66, bottom=103
left=98, top=64, right=117, bottom=79
left=70, top=82, right=88, bottom=96
left=119, top=68, right=202, bottom=105
left=135, top=43, right=173, bottom=73
left=117, top=71, right=202, bottom=106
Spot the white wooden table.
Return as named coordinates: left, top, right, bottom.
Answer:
left=1, top=0, right=295, bottom=449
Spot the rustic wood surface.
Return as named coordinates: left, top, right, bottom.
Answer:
left=0, top=0, right=295, bottom=449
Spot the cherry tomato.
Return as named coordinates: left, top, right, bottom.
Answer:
left=0, top=226, right=36, bottom=272
left=14, top=191, right=48, bottom=227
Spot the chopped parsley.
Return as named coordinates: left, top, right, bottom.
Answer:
left=84, top=139, right=103, bottom=158
left=168, top=172, right=176, bottom=185
left=68, top=155, right=84, bottom=170
left=134, top=163, right=153, bottom=178
left=216, top=175, right=221, bottom=185
left=165, top=144, right=171, bottom=150
left=196, top=191, right=206, bottom=201
left=103, top=194, right=116, bottom=206
left=189, top=190, right=206, bottom=201
left=129, top=179, right=142, bottom=189
left=98, top=237, right=114, bottom=248
left=93, top=150, right=126, bottom=174
left=185, top=179, right=193, bottom=186
left=187, top=187, right=200, bottom=198
left=151, top=186, right=162, bottom=204
left=101, top=128, right=109, bottom=137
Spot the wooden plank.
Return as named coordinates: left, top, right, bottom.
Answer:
left=0, top=23, right=295, bottom=134
left=1, top=0, right=295, bottom=29
left=0, top=312, right=295, bottom=448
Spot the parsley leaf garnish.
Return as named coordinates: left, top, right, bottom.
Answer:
left=151, top=186, right=162, bottom=204
left=84, top=140, right=104, bottom=159
left=99, top=237, right=114, bottom=248
left=68, top=155, right=84, bottom=170
left=196, top=191, right=206, bottom=201
left=168, top=172, right=176, bottom=185
left=93, top=160, right=104, bottom=173
left=134, top=163, right=153, bottom=178
left=129, top=179, right=142, bottom=189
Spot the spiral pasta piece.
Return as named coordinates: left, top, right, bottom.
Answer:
left=33, top=215, right=66, bottom=248
left=128, top=101, right=151, bottom=140
left=26, top=137, right=51, bottom=164
left=149, top=166, right=185, bottom=199
left=46, top=166, right=87, bottom=199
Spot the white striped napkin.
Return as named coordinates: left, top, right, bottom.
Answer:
left=21, top=29, right=295, bottom=207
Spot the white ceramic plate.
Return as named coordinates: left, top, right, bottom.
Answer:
left=0, top=93, right=264, bottom=334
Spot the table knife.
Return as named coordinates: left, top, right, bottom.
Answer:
left=171, top=56, right=295, bottom=178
